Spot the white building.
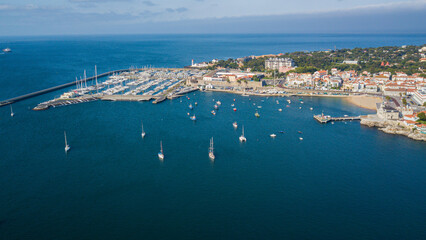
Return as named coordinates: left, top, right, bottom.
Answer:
left=412, top=88, right=426, bottom=105
left=265, top=58, right=295, bottom=70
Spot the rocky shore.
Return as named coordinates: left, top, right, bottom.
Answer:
left=361, top=115, right=426, bottom=142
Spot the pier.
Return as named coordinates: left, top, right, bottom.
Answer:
left=314, top=114, right=361, bottom=123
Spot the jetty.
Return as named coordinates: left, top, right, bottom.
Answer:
left=314, top=114, right=361, bottom=123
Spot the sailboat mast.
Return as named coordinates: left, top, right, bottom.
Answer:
left=211, top=137, right=214, bottom=151
left=64, top=131, right=68, bottom=146
left=95, top=65, right=98, bottom=94
left=84, top=70, right=87, bottom=88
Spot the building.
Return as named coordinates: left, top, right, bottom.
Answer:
left=383, top=88, right=406, bottom=97
left=190, top=59, right=208, bottom=68
left=265, top=58, right=295, bottom=70
left=343, top=60, right=358, bottom=65
left=412, top=88, right=426, bottom=105
left=377, top=102, right=400, bottom=120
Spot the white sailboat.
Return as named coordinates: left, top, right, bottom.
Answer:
left=239, top=125, right=247, bottom=142
left=158, top=141, right=164, bottom=160
left=10, top=104, right=14, bottom=117
left=233, top=121, right=238, bottom=129
left=209, top=137, right=215, bottom=160
left=141, top=121, right=146, bottom=138
left=64, top=131, right=71, bottom=153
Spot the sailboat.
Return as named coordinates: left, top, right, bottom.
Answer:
left=239, top=126, right=247, bottom=142
left=233, top=122, right=238, bottom=129
left=10, top=104, right=14, bottom=117
left=158, top=141, right=164, bottom=160
left=64, top=131, right=71, bottom=153
left=209, top=137, right=215, bottom=160
left=141, top=121, right=146, bottom=138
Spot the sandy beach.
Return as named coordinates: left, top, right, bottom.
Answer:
left=345, top=95, right=382, bottom=110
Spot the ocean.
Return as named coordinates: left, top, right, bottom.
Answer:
left=0, top=34, right=425, bottom=239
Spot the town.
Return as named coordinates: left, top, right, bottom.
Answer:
left=186, top=44, right=426, bottom=140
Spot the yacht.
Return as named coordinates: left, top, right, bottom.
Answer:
left=64, top=131, right=71, bottom=153
left=2, top=48, right=11, bottom=52
left=10, top=105, right=14, bottom=117
left=239, top=126, right=247, bottom=142
left=270, top=133, right=276, bottom=138
left=255, top=112, right=260, bottom=118
left=158, top=141, right=164, bottom=160
left=190, top=115, right=196, bottom=121
left=278, top=108, right=282, bottom=112
left=141, top=121, right=146, bottom=138
left=209, top=137, right=215, bottom=160
left=189, top=104, right=193, bottom=110
left=232, top=122, right=238, bottom=129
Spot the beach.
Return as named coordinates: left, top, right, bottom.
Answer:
left=345, top=95, right=382, bottom=110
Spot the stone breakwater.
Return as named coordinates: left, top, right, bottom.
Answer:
left=361, top=115, right=426, bottom=142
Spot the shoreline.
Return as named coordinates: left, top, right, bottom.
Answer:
left=344, top=95, right=382, bottom=110
left=204, top=89, right=382, bottom=108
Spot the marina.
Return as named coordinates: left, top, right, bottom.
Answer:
left=27, top=68, right=204, bottom=110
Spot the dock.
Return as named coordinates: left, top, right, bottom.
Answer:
left=152, top=95, right=167, bottom=104
left=33, top=96, right=99, bottom=111
left=100, top=95, right=154, bottom=102
left=314, top=114, right=361, bottom=123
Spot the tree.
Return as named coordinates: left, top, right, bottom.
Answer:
left=402, top=98, right=407, bottom=106
left=417, top=112, right=426, bottom=121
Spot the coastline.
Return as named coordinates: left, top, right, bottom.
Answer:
left=344, top=95, right=382, bottom=110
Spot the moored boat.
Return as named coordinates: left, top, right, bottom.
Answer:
left=239, top=126, right=247, bottom=142
left=209, top=137, right=215, bottom=160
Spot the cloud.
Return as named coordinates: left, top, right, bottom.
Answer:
left=0, top=0, right=425, bottom=35
left=0, top=5, right=12, bottom=10
left=69, top=0, right=133, bottom=2
left=142, top=1, right=156, bottom=6
left=166, top=7, right=189, bottom=13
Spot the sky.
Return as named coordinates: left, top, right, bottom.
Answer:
left=0, top=0, right=425, bottom=35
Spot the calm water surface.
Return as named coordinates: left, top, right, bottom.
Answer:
left=0, top=34, right=425, bottom=239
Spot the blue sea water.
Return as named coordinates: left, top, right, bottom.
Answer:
left=0, top=34, right=425, bottom=239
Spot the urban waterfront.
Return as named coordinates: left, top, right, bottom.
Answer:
left=1, top=34, right=426, bottom=239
